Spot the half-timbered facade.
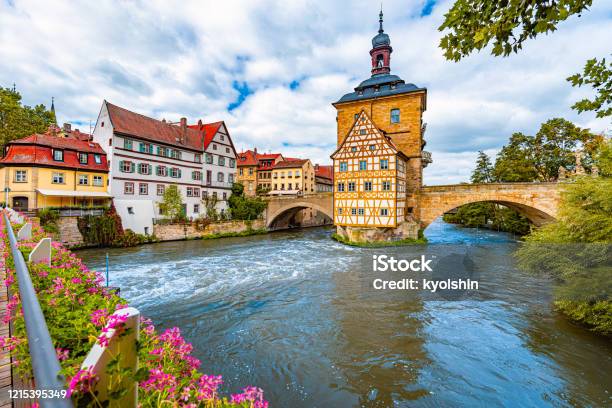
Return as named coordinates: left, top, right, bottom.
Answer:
left=331, top=111, right=407, bottom=228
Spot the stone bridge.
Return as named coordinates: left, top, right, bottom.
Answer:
left=263, top=183, right=562, bottom=230
left=418, top=182, right=561, bottom=228
left=264, top=193, right=334, bottom=229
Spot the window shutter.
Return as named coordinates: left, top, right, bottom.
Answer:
left=119, top=160, right=124, bottom=171
left=178, top=169, right=182, bottom=178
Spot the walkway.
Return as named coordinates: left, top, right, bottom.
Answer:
left=0, top=214, right=12, bottom=407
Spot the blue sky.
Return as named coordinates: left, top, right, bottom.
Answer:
left=0, top=0, right=610, bottom=184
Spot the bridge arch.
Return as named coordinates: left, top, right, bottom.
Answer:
left=418, top=183, right=560, bottom=229
left=264, top=194, right=334, bottom=229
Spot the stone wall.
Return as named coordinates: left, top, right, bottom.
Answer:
left=336, top=220, right=420, bottom=243
left=57, top=216, right=85, bottom=247
left=153, top=219, right=266, bottom=242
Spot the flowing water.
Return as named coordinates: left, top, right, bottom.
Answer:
left=76, top=220, right=612, bottom=407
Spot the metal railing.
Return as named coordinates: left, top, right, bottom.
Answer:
left=3, top=213, right=72, bottom=407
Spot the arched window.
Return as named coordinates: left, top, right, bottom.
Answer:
left=217, top=172, right=224, bottom=182
left=376, top=54, right=384, bottom=67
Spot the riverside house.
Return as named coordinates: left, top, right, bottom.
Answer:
left=0, top=124, right=110, bottom=211
left=92, top=101, right=237, bottom=234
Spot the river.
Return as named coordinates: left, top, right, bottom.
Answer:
left=76, top=219, right=612, bottom=407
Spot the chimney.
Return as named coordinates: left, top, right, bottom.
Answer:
left=254, top=147, right=258, bottom=155
left=197, top=119, right=202, bottom=126
left=180, top=117, right=187, bottom=144
left=162, top=118, right=166, bottom=123
left=315, top=164, right=319, bottom=171
left=63, top=123, right=71, bottom=132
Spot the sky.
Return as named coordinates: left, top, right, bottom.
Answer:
left=1, top=0, right=610, bottom=185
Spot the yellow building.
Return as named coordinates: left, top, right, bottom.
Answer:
left=270, top=159, right=315, bottom=195
left=331, top=10, right=429, bottom=241
left=237, top=149, right=284, bottom=196
left=0, top=126, right=110, bottom=211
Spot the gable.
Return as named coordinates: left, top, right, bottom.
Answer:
left=330, top=110, right=399, bottom=160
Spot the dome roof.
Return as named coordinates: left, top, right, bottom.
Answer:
left=372, top=32, right=390, bottom=48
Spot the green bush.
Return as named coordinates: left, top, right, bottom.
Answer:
left=38, top=208, right=60, bottom=234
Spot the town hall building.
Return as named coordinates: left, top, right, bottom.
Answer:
left=331, top=10, right=431, bottom=242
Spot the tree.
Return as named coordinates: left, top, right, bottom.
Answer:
left=227, top=182, right=267, bottom=221
left=471, top=151, right=494, bottom=183
left=567, top=57, right=612, bottom=118
left=493, top=132, right=538, bottom=182
left=438, top=0, right=593, bottom=61
left=159, top=185, right=184, bottom=221
left=0, top=87, right=56, bottom=150
left=203, top=194, right=219, bottom=221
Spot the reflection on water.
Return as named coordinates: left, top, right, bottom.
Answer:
left=76, top=219, right=612, bottom=407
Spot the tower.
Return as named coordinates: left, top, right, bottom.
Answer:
left=331, top=9, right=429, bottom=243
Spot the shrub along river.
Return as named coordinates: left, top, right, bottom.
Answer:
left=77, top=219, right=611, bottom=407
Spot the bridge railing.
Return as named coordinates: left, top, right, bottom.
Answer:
left=2, top=212, right=72, bottom=408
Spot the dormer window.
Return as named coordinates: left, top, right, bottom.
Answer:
left=53, top=149, right=64, bottom=161
left=94, top=154, right=101, bottom=164
left=78, top=152, right=88, bottom=164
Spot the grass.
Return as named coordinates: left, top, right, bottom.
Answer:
left=200, top=228, right=268, bottom=240
left=331, top=233, right=427, bottom=247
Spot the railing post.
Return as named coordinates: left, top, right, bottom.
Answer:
left=2, top=213, right=72, bottom=408
left=81, top=307, right=140, bottom=407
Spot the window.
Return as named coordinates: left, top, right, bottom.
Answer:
left=124, top=139, right=133, bottom=149
left=52, top=172, right=65, bottom=184
left=156, top=166, right=167, bottom=177
left=248, top=168, right=254, bottom=175
left=206, top=153, right=213, bottom=164
left=359, top=160, right=367, bottom=171
left=380, top=208, right=389, bottom=216
left=120, top=161, right=134, bottom=173
left=78, top=175, right=89, bottom=185
left=369, top=144, right=376, bottom=151
left=213, top=144, right=217, bottom=150
left=139, top=183, right=148, bottom=195
left=380, top=159, right=389, bottom=170
left=14, top=170, right=27, bottom=182
left=287, top=171, right=292, bottom=178
left=195, top=154, right=201, bottom=163
left=390, top=108, right=400, bottom=124
left=217, top=172, right=224, bottom=182
left=337, top=182, right=345, bottom=192
left=193, top=188, right=200, bottom=197
left=124, top=182, right=134, bottom=194
left=138, top=163, right=151, bottom=175
left=218, top=156, right=225, bottom=166
left=187, top=187, right=194, bottom=197
left=139, top=142, right=148, bottom=153
left=226, top=147, right=230, bottom=153
left=94, top=154, right=101, bottom=164
left=348, top=182, right=355, bottom=192
left=170, top=149, right=181, bottom=159
left=351, top=147, right=357, bottom=152
left=127, top=207, right=134, bottom=214
left=288, top=183, right=292, bottom=190
left=382, top=181, right=391, bottom=191
left=339, top=162, right=348, bottom=172
left=93, top=175, right=103, bottom=186
left=170, top=168, right=181, bottom=178
left=194, top=204, right=200, bottom=214
left=223, top=192, right=227, bottom=200
left=351, top=208, right=357, bottom=215
left=157, top=146, right=167, bottom=157
left=53, top=149, right=64, bottom=161
left=192, top=171, right=202, bottom=180
left=228, top=174, right=234, bottom=183
left=239, top=168, right=243, bottom=175
left=220, top=135, right=225, bottom=141
left=359, top=129, right=366, bottom=135
left=364, top=181, right=372, bottom=191
left=202, top=191, right=208, bottom=199
left=229, top=159, right=236, bottom=168
left=354, top=113, right=359, bottom=121
left=157, top=184, right=165, bottom=196
left=338, top=208, right=343, bottom=215
left=358, top=208, right=365, bottom=216
left=79, top=152, right=88, bottom=164
left=295, top=171, right=300, bottom=177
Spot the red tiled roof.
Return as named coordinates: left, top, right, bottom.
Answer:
left=105, top=101, right=203, bottom=151
left=237, top=150, right=258, bottom=166
left=315, top=164, right=333, bottom=180
left=257, top=153, right=282, bottom=160
left=187, top=121, right=224, bottom=151
left=0, top=133, right=108, bottom=172
left=273, top=159, right=309, bottom=169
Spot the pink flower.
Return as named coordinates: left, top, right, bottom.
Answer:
left=67, top=367, right=98, bottom=397
left=56, top=348, right=69, bottom=361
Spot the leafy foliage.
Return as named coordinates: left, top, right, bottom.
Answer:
left=158, top=185, right=185, bottom=222
left=438, top=0, right=593, bottom=61
left=38, top=208, right=60, bottom=234
left=0, top=87, right=56, bottom=150
left=227, top=183, right=267, bottom=221
left=516, top=140, right=612, bottom=336
left=78, top=205, right=124, bottom=247
left=567, top=57, right=612, bottom=118
left=471, top=151, right=494, bottom=183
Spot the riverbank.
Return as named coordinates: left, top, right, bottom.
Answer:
left=331, top=232, right=427, bottom=247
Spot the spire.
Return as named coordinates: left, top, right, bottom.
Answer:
left=50, top=96, right=57, bottom=124
left=370, top=7, right=392, bottom=75
left=379, top=6, right=384, bottom=34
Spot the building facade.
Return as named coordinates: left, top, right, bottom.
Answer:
left=92, top=101, right=237, bottom=234
left=269, top=159, right=315, bottom=195
left=0, top=125, right=110, bottom=211
left=331, top=10, right=430, bottom=242
left=236, top=149, right=284, bottom=196
left=314, top=164, right=333, bottom=193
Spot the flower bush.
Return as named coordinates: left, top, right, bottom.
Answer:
left=0, top=212, right=268, bottom=407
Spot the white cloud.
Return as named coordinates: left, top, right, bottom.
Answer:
left=1, top=0, right=610, bottom=185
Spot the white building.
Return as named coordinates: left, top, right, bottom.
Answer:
left=92, top=101, right=237, bottom=234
